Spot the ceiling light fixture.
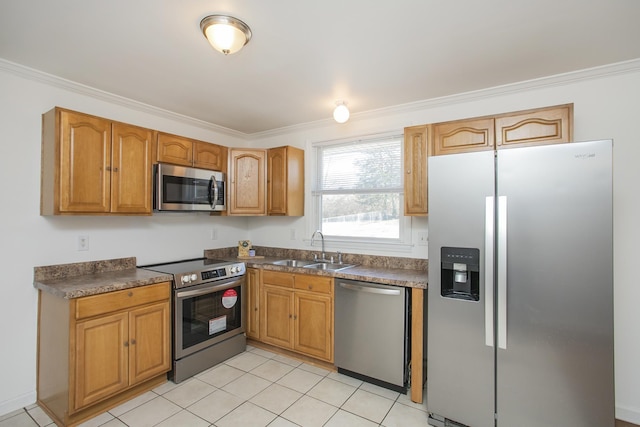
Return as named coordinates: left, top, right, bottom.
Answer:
left=333, top=101, right=350, bottom=124
left=200, top=15, right=252, bottom=55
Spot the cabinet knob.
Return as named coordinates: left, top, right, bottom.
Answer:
left=406, top=169, right=411, bottom=174
left=131, top=339, right=136, bottom=345
left=254, top=307, right=258, bottom=311
left=124, top=341, right=129, bottom=347
left=308, top=285, right=313, bottom=290
left=128, top=291, right=133, bottom=297
left=289, top=314, right=292, bottom=319
left=113, top=167, right=119, bottom=172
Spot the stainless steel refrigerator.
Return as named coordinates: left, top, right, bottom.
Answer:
left=426, top=140, right=614, bottom=427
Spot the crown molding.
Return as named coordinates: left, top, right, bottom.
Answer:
left=251, top=58, right=640, bottom=139
left=2, top=56, right=639, bottom=141
left=0, top=58, right=249, bottom=140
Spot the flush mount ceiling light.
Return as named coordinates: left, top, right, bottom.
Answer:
left=333, top=101, right=350, bottom=124
left=200, top=15, right=252, bottom=55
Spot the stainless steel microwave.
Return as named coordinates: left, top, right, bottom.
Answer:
left=154, top=163, right=226, bottom=212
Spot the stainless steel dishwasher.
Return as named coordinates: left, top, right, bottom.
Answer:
left=334, top=278, right=409, bottom=392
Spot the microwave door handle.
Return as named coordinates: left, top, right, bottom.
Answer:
left=209, top=176, right=219, bottom=209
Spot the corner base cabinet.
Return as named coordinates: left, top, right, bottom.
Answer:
left=37, top=282, right=171, bottom=427
left=260, top=271, right=333, bottom=362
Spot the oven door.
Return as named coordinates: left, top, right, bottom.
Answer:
left=155, top=163, right=226, bottom=212
left=174, top=276, right=245, bottom=359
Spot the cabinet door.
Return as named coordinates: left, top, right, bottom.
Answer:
left=246, top=268, right=261, bottom=339
left=229, top=149, right=266, bottom=215
left=194, top=141, right=227, bottom=172
left=260, top=285, right=293, bottom=348
left=74, top=312, right=128, bottom=410
left=267, top=147, right=287, bottom=215
left=59, top=110, right=112, bottom=213
left=111, top=123, right=154, bottom=214
left=433, top=117, right=495, bottom=155
left=404, top=125, right=429, bottom=216
left=495, top=104, right=572, bottom=149
left=294, top=292, right=333, bottom=361
left=157, top=132, right=193, bottom=166
left=128, top=302, right=170, bottom=385
left=267, top=146, right=305, bottom=216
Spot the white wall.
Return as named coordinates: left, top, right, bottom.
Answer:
left=248, top=63, right=640, bottom=422
left=1, top=60, right=640, bottom=422
left=0, top=66, right=251, bottom=414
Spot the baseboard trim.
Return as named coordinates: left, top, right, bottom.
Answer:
left=0, top=391, right=36, bottom=418
left=617, top=405, right=640, bottom=426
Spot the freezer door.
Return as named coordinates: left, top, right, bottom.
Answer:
left=495, top=140, right=614, bottom=426
left=427, top=150, right=496, bottom=427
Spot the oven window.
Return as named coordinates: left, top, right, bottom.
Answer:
left=181, top=286, right=242, bottom=350
left=163, top=175, right=211, bottom=205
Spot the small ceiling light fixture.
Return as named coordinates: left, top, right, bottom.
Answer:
left=200, top=14, right=252, bottom=55
left=333, top=101, right=350, bottom=124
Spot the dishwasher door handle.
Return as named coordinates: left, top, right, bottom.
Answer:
left=338, top=282, right=401, bottom=295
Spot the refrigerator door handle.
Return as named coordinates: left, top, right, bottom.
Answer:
left=485, top=196, right=494, bottom=347
left=497, top=196, right=508, bottom=349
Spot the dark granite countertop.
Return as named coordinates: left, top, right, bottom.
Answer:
left=33, top=248, right=428, bottom=300
left=33, top=257, right=172, bottom=299
left=236, top=256, right=427, bottom=289
left=205, top=246, right=428, bottom=289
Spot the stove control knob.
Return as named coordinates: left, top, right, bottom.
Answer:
left=230, top=266, right=236, bottom=273
left=181, top=275, right=190, bottom=284
left=191, top=274, right=197, bottom=281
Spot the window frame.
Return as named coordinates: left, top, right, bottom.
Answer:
left=309, top=132, right=413, bottom=252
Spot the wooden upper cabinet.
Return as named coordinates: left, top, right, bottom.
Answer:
left=267, top=146, right=304, bottom=216
left=193, top=140, right=227, bottom=172
left=57, top=109, right=112, bottom=213
left=433, top=117, right=495, bottom=155
left=157, top=132, right=227, bottom=172
left=495, top=104, right=573, bottom=149
left=156, top=133, right=192, bottom=167
left=404, top=125, right=429, bottom=216
left=111, top=123, right=155, bottom=214
left=228, top=148, right=267, bottom=215
left=41, top=107, right=154, bottom=215
left=432, top=104, right=573, bottom=156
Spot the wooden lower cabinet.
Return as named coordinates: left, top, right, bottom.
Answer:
left=38, top=282, right=171, bottom=427
left=260, top=271, right=333, bottom=362
left=246, top=268, right=261, bottom=339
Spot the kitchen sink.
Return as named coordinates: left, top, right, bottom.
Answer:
left=303, top=262, right=356, bottom=271
left=270, top=259, right=316, bottom=267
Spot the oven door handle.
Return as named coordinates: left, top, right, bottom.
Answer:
left=176, top=279, right=243, bottom=299
left=209, top=176, right=219, bottom=210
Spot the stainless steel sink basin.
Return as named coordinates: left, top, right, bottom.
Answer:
left=303, top=262, right=356, bottom=271
left=270, top=259, right=316, bottom=267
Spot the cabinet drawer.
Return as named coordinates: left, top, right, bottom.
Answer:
left=294, top=275, right=332, bottom=294
left=262, top=271, right=295, bottom=288
left=75, top=282, right=170, bottom=320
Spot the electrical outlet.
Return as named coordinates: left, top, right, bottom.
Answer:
left=417, top=232, right=428, bottom=246
left=210, top=229, right=218, bottom=240
left=77, top=235, right=89, bottom=251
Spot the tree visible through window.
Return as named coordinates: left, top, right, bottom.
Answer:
left=314, top=135, right=403, bottom=240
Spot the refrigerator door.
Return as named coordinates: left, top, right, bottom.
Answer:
left=495, top=140, right=614, bottom=426
left=427, top=150, right=496, bottom=427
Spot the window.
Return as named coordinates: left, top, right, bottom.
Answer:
left=313, top=134, right=405, bottom=243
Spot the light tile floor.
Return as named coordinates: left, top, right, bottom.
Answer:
left=0, top=345, right=431, bottom=427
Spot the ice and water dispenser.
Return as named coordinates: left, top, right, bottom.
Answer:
left=440, top=247, right=480, bottom=301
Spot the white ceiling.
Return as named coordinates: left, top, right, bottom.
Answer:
left=1, top=0, right=639, bottom=135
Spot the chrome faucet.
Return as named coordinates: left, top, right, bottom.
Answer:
left=311, top=230, right=327, bottom=261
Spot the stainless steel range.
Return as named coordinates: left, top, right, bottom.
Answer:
left=140, top=258, right=246, bottom=383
